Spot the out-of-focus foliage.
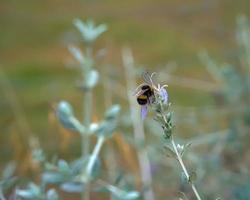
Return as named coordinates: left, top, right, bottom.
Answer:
left=16, top=183, right=58, bottom=200
left=1, top=1, right=250, bottom=199
left=193, top=15, right=250, bottom=199
left=0, top=163, right=17, bottom=199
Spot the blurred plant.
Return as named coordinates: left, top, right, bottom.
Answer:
left=122, top=48, right=155, bottom=200
left=96, top=180, right=140, bottom=200
left=199, top=15, right=249, bottom=111
left=7, top=18, right=141, bottom=200
left=48, top=18, right=139, bottom=200
left=73, top=19, right=107, bottom=45
left=199, top=15, right=250, bottom=155
left=16, top=183, right=58, bottom=200
left=134, top=72, right=202, bottom=199
left=0, top=162, right=17, bottom=200
left=197, top=15, right=250, bottom=198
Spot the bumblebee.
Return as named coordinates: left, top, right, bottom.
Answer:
left=136, top=85, right=154, bottom=105
left=135, top=72, right=156, bottom=105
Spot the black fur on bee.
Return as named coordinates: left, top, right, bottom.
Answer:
left=136, top=85, right=155, bottom=105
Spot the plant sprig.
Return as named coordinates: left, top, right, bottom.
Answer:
left=137, top=72, right=202, bottom=200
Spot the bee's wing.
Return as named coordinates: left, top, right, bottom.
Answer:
left=142, top=71, right=152, bottom=85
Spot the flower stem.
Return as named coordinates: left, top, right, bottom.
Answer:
left=86, top=136, right=105, bottom=177
left=171, top=137, right=202, bottom=200
left=82, top=46, right=93, bottom=200
left=82, top=91, right=92, bottom=200
left=159, top=101, right=202, bottom=200
left=82, top=91, right=92, bottom=156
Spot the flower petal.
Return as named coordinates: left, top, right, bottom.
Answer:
left=141, top=105, right=148, bottom=120
left=159, top=87, right=168, bottom=104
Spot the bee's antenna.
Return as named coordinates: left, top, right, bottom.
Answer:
left=151, top=72, right=156, bottom=78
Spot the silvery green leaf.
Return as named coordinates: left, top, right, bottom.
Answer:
left=42, top=172, right=65, bottom=184
left=114, top=171, right=124, bottom=185
left=180, top=142, right=192, bottom=157
left=32, top=148, right=45, bottom=163
left=60, top=182, right=83, bottom=193
left=93, top=185, right=110, bottom=193
left=57, top=101, right=74, bottom=117
left=188, top=171, right=197, bottom=183
left=27, top=183, right=40, bottom=195
left=164, top=146, right=176, bottom=158
left=105, top=105, right=121, bottom=120
left=70, top=158, right=85, bottom=175
left=68, top=46, right=84, bottom=64
left=73, top=19, right=88, bottom=35
left=2, top=162, right=16, bottom=179
left=163, top=127, right=172, bottom=139
left=16, top=183, right=41, bottom=199
left=166, top=112, right=173, bottom=123
left=108, top=186, right=140, bottom=200
left=153, top=113, right=165, bottom=124
left=120, top=191, right=140, bottom=200
left=177, top=144, right=184, bottom=154
left=56, top=101, right=85, bottom=133
left=184, top=142, right=192, bottom=149
left=86, top=70, right=99, bottom=89
left=46, top=189, right=58, bottom=200
left=73, top=19, right=107, bottom=44
left=96, top=121, right=117, bottom=138
left=44, top=162, right=57, bottom=171
left=56, top=101, right=75, bottom=130
left=58, top=160, right=70, bottom=174
left=94, top=24, right=108, bottom=38
left=16, top=190, right=37, bottom=199
left=104, top=184, right=135, bottom=199
left=1, top=177, right=17, bottom=191
left=178, top=191, right=189, bottom=200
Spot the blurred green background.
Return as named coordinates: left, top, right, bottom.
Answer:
left=0, top=0, right=250, bottom=199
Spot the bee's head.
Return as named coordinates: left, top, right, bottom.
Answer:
left=141, top=84, right=151, bottom=90
left=133, top=72, right=156, bottom=97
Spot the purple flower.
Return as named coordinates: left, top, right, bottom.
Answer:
left=159, top=87, right=168, bottom=104
left=141, top=105, right=148, bottom=120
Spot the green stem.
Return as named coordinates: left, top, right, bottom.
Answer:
left=82, top=91, right=92, bottom=155
left=82, top=46, right=93, bottom=200
left=159, top=102, right=202, bottom=200
left=82, top=91, right=92, bottom=200
left=86, top=136, right=105, bottom=177
left=171, top=137, right=202, bottom=200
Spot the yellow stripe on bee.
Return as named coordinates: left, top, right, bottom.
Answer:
left=139, top=95, right=147, bottom=99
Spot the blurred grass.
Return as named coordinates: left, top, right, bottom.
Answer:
left=0, top=0, right=250, bottom=168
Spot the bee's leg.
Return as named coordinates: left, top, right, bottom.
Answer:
left=149, top=95, right=155, bottom=104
